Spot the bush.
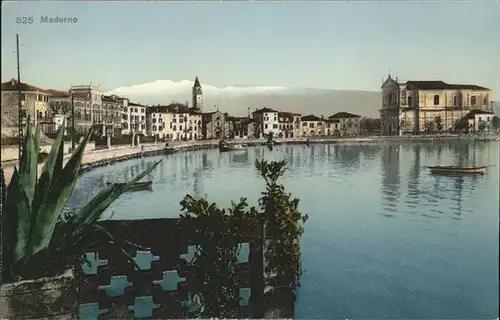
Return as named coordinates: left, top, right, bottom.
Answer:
left=179, top=159, right=308, bottom=318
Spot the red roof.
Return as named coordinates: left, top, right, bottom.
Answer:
left=1, top=79, right=49, bottom=93
left=405, top=81, right=489, bottom=91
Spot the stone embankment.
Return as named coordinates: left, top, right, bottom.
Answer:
left=2, top=134, right=499, bottom=185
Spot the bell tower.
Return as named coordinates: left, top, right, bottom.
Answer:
left=192, top=76, right=203, bottom=112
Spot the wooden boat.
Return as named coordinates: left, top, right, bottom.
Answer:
left=164, top=147, right=176, bottom=155
left=266, top=140, right=282, bottom=146
left=219, top=144, right=246, bottom=152
left=428, top=166, right=488, bottom=175
left=106, top=181, right=153, bottom=191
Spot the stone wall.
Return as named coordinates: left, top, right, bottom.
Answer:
left=1, top=142, right=97, bottom=162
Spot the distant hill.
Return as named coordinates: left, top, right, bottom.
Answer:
left=106, top=80, right=381, bottom=118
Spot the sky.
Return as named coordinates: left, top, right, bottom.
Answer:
left=1, top=1, right=500, bottom=99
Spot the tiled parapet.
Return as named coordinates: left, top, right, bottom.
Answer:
left=76, top=218, right=264, bottom=319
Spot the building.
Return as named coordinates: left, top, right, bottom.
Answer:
left=202, top=110, right=231, bottom=139
left=123, top=101, right=146, bottom=135
left=192, top=76, right=203, bottom=112
left=380, top=74, right=492, bottom=135
left=465, top=110, right=495, bottom=133
left=1, top=79, right=51, bottom=127
left=101, top=95, right=126, bottom=136
left=300, top=114, right=324, bottom=137
left=278, top=112, right=301, bottom=138
left=227, top=116, right=257, bottom=139
left=46, top=89, right=77, bottom=135
left=69, top=84, right=113, bottom=136
left=326, top=112, right=361, bottom=136
left=146, top=103, right=202, bottom=140
left=252, top=108, right=279, bottom=138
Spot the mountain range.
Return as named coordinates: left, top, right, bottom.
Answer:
left=105, top=80, right=381, bottom=118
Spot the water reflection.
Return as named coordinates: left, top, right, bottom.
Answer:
left=380, top=144, right=401, bottom=217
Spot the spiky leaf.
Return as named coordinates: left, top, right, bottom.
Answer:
left=26, top=128, right=92, bottom=257
left=70, top=160, right=162, bottom=228
left=56, top=160, right=162, bottom=251
left=32, top=124, right=66, bottom=216
left=18, top=116, right=38, bottom=205
left=3, top=168, right=32, bottom=270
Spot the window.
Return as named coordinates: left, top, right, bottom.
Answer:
left=273, top=124, right=278, bottom=129
left=302, top=122, right=307, bottom=127
left=173, top=118, right=177, bottom=123
left=180, top=126, right=183, bottom=131
left=483, top=98, right=488, bottom=106
left=471, top=96, right=476, bottom=106
left=408, top=97, right=412, bottom=107
left=433, top=95, right=439, bottom=105
left=153, top=125, right=157, bottom=131
left=265, top=124, right=268, bottom=129
left=487, top=117, right=491, bottom=121
left=170, top=122, right=172, bottom=129
left=153, top=119, right=156, bottom=124
left=309, top=123, right=314, bottom=128
left=317, top=122, right=323, bottom=126
left=173, top=125, right=177, bottom=131
left=453, top=96, right=457, bottom=106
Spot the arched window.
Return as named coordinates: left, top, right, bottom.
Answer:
left=433, top=95, right=439, bottom=106
left=471, top=96, right=476, bottom=106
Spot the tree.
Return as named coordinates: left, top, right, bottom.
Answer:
left=424, top=121, right=435, bottom=134
left=359, top=117, right=381, bottom=135
left=48, top=100, right=72, bottom=116
left=454, top=118, right=468, bottom=133
left=492, top=116, right=499, bottom=130
left=478, top=120, right=487, bottom=134
left=434, top=116, right=443, bottom=132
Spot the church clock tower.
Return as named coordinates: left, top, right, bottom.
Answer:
left=192, top=76, right=203, bottom=112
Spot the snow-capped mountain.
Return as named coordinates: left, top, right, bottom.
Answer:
left=105, top=79, right=381, bottom=117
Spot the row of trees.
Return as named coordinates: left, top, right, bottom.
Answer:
left=360, top=116, right=499, bottom=135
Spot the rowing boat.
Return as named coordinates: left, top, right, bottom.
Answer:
left=219, top=144, right=246, bottom=152
left=106, top=181, right=153, bottom=191
left=428, top=166, right=488, bottom=175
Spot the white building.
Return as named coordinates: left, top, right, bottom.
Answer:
left=123, top=101, right=146, bottom=135
left=53, top=113, right=68, bottom=135
left=252, top=107, right=280, bottom=138
left=466, top=110, right=495, bottom=133
left=278, top=112, right=301, bottom=138
left=146, top=103, right=202, bottom=140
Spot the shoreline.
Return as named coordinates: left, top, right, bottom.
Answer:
left=2, top=134, right=498, bottom=185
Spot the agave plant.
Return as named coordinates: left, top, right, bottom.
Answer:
left=1, top=117, right=162, bottom=283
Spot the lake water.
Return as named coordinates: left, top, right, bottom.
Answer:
left=69, top=141, right=499, bottom=319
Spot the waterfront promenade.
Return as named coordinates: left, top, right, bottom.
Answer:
left=2, top=133, right=498, bottom=185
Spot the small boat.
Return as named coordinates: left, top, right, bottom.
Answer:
left=428, top=166, right=488, bottom=175
left=219, top=144, right=246, bottom=152
left=106, top=181, right=153, bottom=191
left=164, top=147, right=176, bottom=155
